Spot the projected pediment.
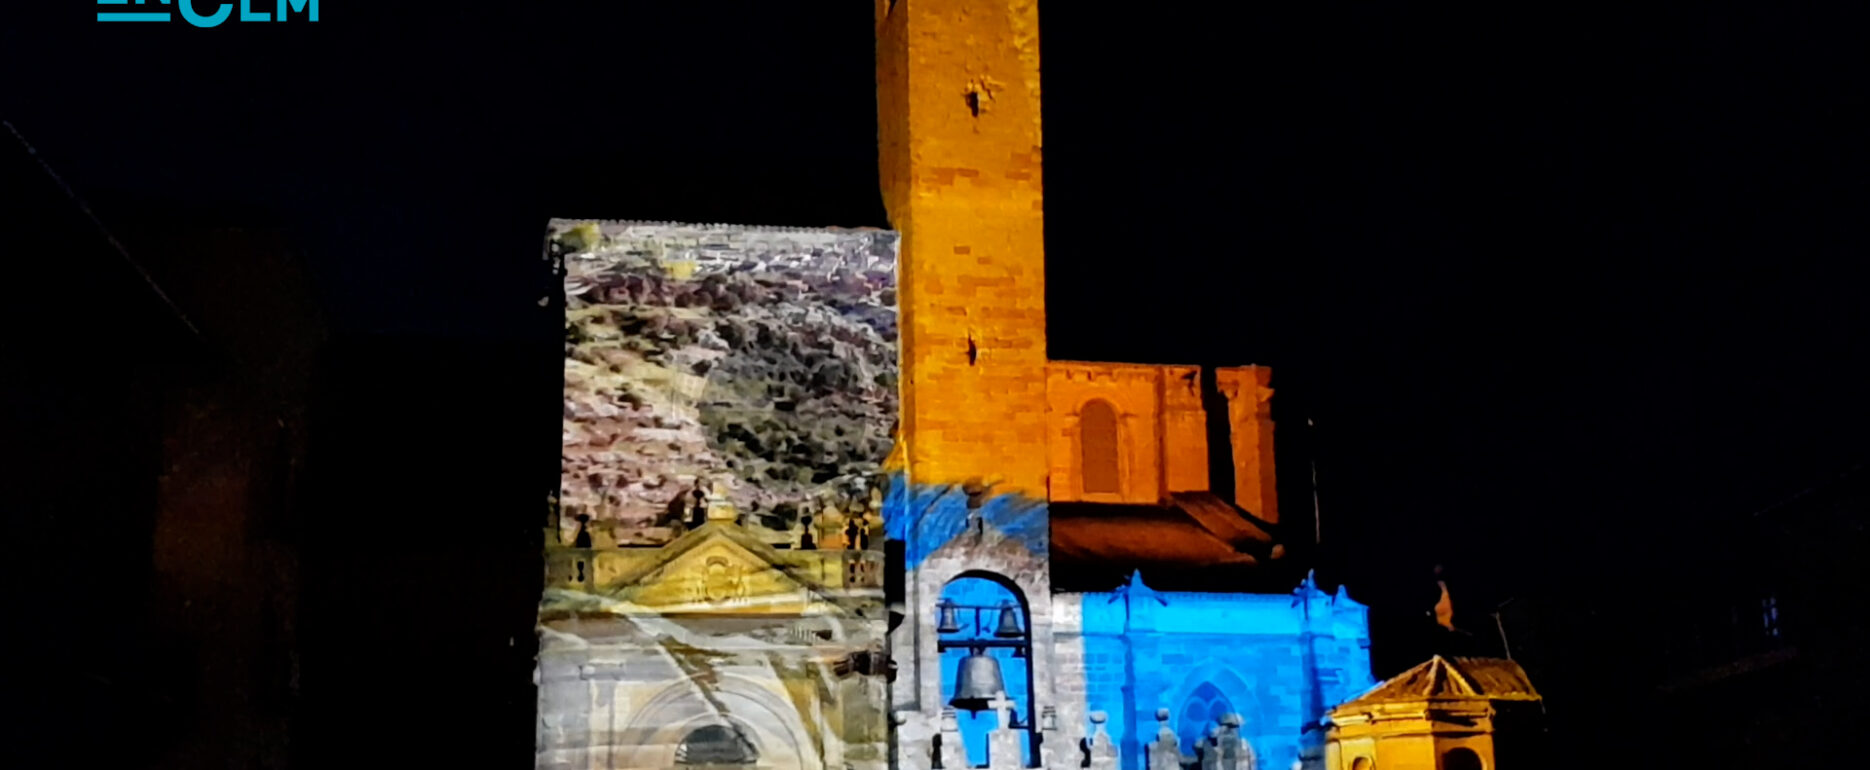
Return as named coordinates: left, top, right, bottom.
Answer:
left=615, top=527, right=838, bottom=616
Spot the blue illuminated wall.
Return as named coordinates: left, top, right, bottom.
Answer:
left=1061, top=575, right=1375, bottom=770
left=879, top=473, right=1374, bottom=770
left=884, top=474, right=1048, bottom=571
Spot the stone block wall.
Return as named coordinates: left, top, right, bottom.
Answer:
left=876, top=0, right=1050, bottom=501
left=1214, top=367, right=1277, bottom=524
left=1049, top=594, right=1089, bottom=767
left=1056, top=583, right=1376, bottom=770
left=1046, top=363, right=1171, bottom=504
left=899, top=521, right=1058, bottom=768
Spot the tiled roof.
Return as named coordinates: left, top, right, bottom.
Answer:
left=1167, top=491, right=1276, bottom=547
left=1337, top=656, right=1542, bottom=709
left=1051, top=503, right=1254, bottom=566
left=1049, top=495, right=1293, bottom=593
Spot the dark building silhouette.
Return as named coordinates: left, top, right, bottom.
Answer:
left=1482, top=462, right=1870, bottom=768
left=1, top=124, right=322, bottom=769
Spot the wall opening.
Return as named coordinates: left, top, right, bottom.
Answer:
left=938, top=573, right=1036, bottom=767
left=1442, top=746, right=1484, bottom=770
left=1079, top=399, right=1119, bottom=494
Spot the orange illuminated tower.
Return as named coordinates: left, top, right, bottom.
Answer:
left=875, top=0, right=1049, bottom=499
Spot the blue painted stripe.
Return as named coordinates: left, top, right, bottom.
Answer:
left=98, top=12, right=170, bottom=21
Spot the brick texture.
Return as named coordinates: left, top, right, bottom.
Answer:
left=876, top=0, right=1049, bottom=500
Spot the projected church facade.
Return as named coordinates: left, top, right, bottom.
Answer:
left=534, top=2, right=1374, bottom=770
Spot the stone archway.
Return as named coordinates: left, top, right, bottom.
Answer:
left=910, top=530, right=1058, bottom=767
left=938, top=572, right=1037, bottom=768
left=621, top=674, right=819, bottom=770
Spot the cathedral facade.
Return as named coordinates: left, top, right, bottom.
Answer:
left=535, top=2, right=1374, bottom=770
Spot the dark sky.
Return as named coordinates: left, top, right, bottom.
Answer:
left=7, top=3, right=1868, bottom=607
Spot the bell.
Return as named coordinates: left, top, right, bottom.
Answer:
left=936, top=600, right=963, bottom=634
left=950, top=648, right=1006, bottom=713
left=993, top=603, right=1024, bottom=638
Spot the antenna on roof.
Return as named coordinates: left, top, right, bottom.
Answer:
left=1491, top=598, right=1516, bottom=661
left=1308, top=417, right=1322, bottom=546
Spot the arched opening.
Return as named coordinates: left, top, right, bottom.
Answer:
left=937, top=573, right=1036, bottom=767
left=676, top=723, right=759, bottom=766
left=1175, top=682, right=1233, bottom=756
left=622, top=675, right=815, bottom=770
left=1169, top=662, right=1260, bottom=759
left=1442, top=747, right=1483, bottom=770
left=1350, top=758, right=1374, bottom=770
left=1079, top=399, right=1120, bottom=494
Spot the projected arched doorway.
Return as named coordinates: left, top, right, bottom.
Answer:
left=620, top=675, right=814, bottom=770
left=676, top=723, right=759, bottom=766
left=936, top=572, right=1037, bottom=767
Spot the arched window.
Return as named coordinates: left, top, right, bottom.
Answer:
left=1079, top=399, right=1120, bottom=494
left=1176, top=682, right=1232, bottom=756
left=1442, top=747, right=1483, bottom=770
left=676, top=724, right=758, bottom=765
left=1350, top=758, right=1374, bottom=770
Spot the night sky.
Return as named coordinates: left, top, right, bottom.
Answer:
left=8, top=0, right=1868, bottom=661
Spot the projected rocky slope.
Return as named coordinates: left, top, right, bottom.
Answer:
left=556, top=221, right=899, bottom=546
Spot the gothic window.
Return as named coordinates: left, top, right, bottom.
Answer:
left=676, top=724, right=758, bottom=765
left=1079, top=399, right=1120, bottom=494
left=1442, top=747, right=1484, bottom=770
left=1176, top=682, right=1232, bottom=756
left=1761, top=593, right=1781, bottom=639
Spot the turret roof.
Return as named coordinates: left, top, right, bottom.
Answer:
left=1335, top=656, right=1542, bottom=711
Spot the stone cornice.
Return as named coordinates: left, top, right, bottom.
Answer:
left=1048, top=360, right=1174, bottom=384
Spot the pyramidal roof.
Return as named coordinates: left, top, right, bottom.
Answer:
left=1338, top=656, right=1542, bottom=708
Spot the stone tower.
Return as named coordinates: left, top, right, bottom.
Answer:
left=876, top=2, right=1062, bottom=767
left=876, top=0, right=1049, bottom=498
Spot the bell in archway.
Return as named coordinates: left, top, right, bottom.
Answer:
left=950, top=648, right=1006, bottom=713
left=993, top=603, right=1024, bottom=638
left=936, top=600, right=963, bottom=634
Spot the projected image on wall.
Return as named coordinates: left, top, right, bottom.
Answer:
left=537, top=221, right=898, bottom=770
left=553, top=220, right=899, bottom=549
